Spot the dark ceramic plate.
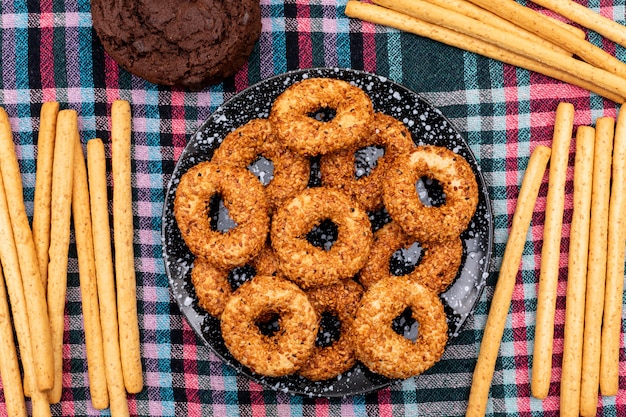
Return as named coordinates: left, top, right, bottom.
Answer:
left=162, top=68, right=494, bottom=397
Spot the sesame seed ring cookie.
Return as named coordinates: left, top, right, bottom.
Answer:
left=270, top=187, right=373, bottom=289
left=190, top=257, right=232, bottom=318
left=320, top=112, right=416, bottom=212
left=211, top=118, right=310, bottom=211
left=174, top=160, right=270, bottom=269
left=220, top=275, right=319, bottom=377
left=298, top=280, right=364, bottom=381
left=359, top=221, right=463, bottom=293
left=249, top=243, right=281, bottom=277
left=353, top=276, right=448, bottom=379
left=383, top=145, right=479, bottom=242
left=269, top=78, right=375, bottom=156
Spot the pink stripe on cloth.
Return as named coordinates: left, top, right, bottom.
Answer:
left=357, top=19, right=377, bottom=73
left=297, top=4, right=313, bottom=68
left=249, top=382, right=267, bottom=417
left=377, top=388, right=393, bottom=416
left=362, top=28, right=376, bottom=74
left=314, top=397, right=330, bottom=417
left=235, top=62, right=250, bottom=92
left=104, top=55, right=120, bottom=104
left=171, top=90, right=187, bottom=161
left=183, top=327, right=201, bottom=411
left=39, top=5, right=56, bottom=96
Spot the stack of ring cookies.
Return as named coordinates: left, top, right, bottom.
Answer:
left=173, top=77, right=479, bottom=382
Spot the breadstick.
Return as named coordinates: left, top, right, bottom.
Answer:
left=88, top=138, right=130, bottom=417
left=369, top=0, right=626, bottom=101
left=423, top=0, right=573, bottom=56
left=464, top=0, right=626, bottom=79
left=32, top=101, right=59, bottom=291
left=0, top=160, right=37, bottom=400
left=73, top=137, right=109, bottom=409
left=531, top=0, right=626, bottom=50
left=0, top=170, right=50, bottom=416
left=46, top=109, right=77, bottom=404
left=111, top=100, right=143, bottom=394
left=560, top=126, right=594, bottom=417
left=466, top=145, right=551, bottom=417
left=534, top=11, right=586, bottom=40
left=579, top=117, right=613, bottom=417
left=600, top=108, right=626, bottom=396
left=531, top=102, right=574, bottom=400
left=0, top=267, right=27, bottom=417
left=0, top=107, right=54, bottom=392
left=344, top=2, right=624, bottom=103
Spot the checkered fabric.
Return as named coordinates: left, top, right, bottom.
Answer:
left=0, top=0, right=625, bottom=416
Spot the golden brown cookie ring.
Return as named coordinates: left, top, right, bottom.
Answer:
left=220, top=275, right=319, bottom=377
left=354, top=276, right=448, bottom=379
left=298, top=280, right=364, bottom=381
left=320, top=112, right=415, bottom=212
left=191, top=243, right=281, bottom=318
left=211, top=118, right=310, bottom=211
left=269, top=78, right=375, bottom=156
left=190, top=258, right=232, bottom=318
left=383, top=145, right=479, bottom=242
left=174, top=160, right=270, bottom=269
left=359, top=221, right=463, bottom=293
left=270, top=187, right=373, bottom=289
left=249, top=243, right=282, bottom=277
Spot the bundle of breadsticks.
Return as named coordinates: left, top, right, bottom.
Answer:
left=345, top=0, right=626, bottom=103
left=0, top=100, right=142, bottom=417
left=465, top=101, right=626, bottom=417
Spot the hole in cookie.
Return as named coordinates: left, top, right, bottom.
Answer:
left=392, top=307, right=419, bottom=342
left=256, top=312, right=281, bottom=337
left=228, top=265, right=256, bottom=291
left=316, top=312, right=342, bottom=348
left=389, top=242, right=424, bottom=276
left=368, top=206, right=393, bottom=232
left=308, top=156, right=322, bottom=187
left=415, top=177, right=446, bottom=207
left=308, top=107, right=336, bottom=122
left=208, top=194, right=237, bottom=232
left=248, top=155, right=274, bottom=186
left=354, top=145, right=385, bottom=179
left=306, top=219, right=338, bottom=251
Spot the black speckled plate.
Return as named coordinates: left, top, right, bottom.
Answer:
left=162, top=68, right=494, bottom=397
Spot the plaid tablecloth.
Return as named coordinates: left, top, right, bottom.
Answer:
left=0, top=0, right=625, bottom=416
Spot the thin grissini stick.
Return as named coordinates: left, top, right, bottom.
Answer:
left=46, top=109, right=77, bottom=404
left=33, top=101, right=59, bottom=292
left=0, top=172, right=51, bottom=416
left=531, top=102, right=574, bottom=400
left=344, top=2, right=624, bottom=103
left=111, top=100, right=143, bottom=394
left=73, top=137, right=109, bottom=409
left=532, top=9, right=586, bottom=40
left=88, top=138, right=131, bottom=417
left=422, top=0, right=573, bottom=56
left=466, top=146, right=551, bottom=417
left=369, top=0, right=626, bottom=101
left=0, top=267, right=28, bottom=417
left=560, top=126, right=594, bottom=417
left=531, top=0, right=626, bottom=50
left=0, top=166, right=38, bottom=399
left=0, top=107, right=54, bottom=392
left=600, top=108, right=626, bottom=397
left=464, top=0, right=626, bottom=80
left=579, top=117, right=614, bottom=417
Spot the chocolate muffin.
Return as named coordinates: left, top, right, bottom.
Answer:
left=91, top=0, right=262, bottom=90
